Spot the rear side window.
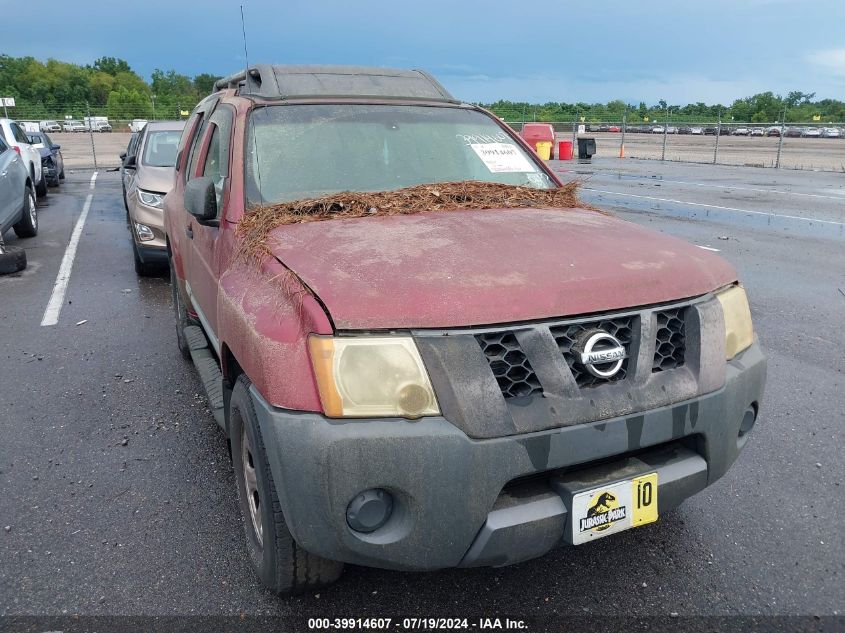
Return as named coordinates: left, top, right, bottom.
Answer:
left=0, top=137, right=8, bottom=153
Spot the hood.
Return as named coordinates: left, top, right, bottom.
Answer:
left=136, top=165, right=176, bottom=195
left=265, top=208, right=737, bottom=330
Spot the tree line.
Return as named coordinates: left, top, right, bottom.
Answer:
left=1, top=54, right=843, bottom=124
left=482, top=91, right=845, bottom=124
left=0, top=55, right=220, bottom=121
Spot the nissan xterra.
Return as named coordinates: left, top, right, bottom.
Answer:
left=164, top=65, right=766, bottom=595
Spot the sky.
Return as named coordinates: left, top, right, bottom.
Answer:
left=3, top=0, right=845, bottom=105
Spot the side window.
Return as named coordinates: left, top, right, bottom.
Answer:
left=0, top=137, right=7, bottom=153
left=202, top=126, right=223, bottom=208
left=186, top=117, right=210, bottom=181
left=12, top=123, right=28, bottom=143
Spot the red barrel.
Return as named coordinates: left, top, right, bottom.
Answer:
left=558, top=141, right=573, bottom=160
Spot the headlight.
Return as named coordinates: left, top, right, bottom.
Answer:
left=308, top=335, right=440, bottom=419
left=138, top=189, right=164, bottom=209
left=716, top=285, right=754, bottom=360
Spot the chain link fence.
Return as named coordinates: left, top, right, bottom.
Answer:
left=500, top=116, right=845, bottom=171
left=6, top=102, right=845, bottom=172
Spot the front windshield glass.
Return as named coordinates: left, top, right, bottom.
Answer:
left=245, top=104, right=554, bottom=204
left=141, top=131, right=181, bottom=167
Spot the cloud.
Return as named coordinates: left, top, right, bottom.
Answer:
left=806, top=48, right=845, bottom=77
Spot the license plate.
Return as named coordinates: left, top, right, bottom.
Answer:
left=571, top=473, right=658, bottom=545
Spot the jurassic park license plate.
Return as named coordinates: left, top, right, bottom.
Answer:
left=571, top=473, right=658, bottom=545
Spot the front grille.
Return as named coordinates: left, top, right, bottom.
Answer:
left=550, top=317, right=635, bottom=388
left=475, top=331, right=542, bottom=399
left=652, top=308, right=686, bottom=372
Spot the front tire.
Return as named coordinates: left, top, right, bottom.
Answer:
left=132, top=239, right=155, bottom=277
left=170, top=259, right=194, bottom=359
left=229, top=375, right=344, bottom=595
left=13, top=187, right=38, bottom=238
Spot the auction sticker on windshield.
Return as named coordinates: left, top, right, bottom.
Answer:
left=571, top=473, right=658, bottom=545
left=470, top=143, right=536, bottom=173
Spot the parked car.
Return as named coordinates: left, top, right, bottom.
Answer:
left=0, top=134, right=38, bottom=240
left=765, top=126, right=782, bottom=137
left=704, top=126, right=718, bottom=135
left=677, top=126, right=691, bottom=135
left=820, top=127, right=841, bottom=138
left=666, top=126, right=677, bottom=134
left=0, top=118, right=46, bottom=197
left=120, top=132, right=142, bottom=212
left=166, top=64, right=766, bottom=596
left=39, top=120, right=61, bottom=133
left=63, top=120, right=86, bottom=133
left=125, top=120, right=185, bottom=275
left=651, top=125, right=665, bottom=133
left=689, top=126, right=704, bottom=135
left=607, top=125, right=620, bottom=133
left=750, top=128, right=764, bottom=136
left=785, top=127, right=803, bottom=138
left=718, top=125, right=732, bottom=136
left=802, top=127, right=821, bottom=138
left=732, top=127, right=749, bottom=136
left=93, top=121, right=112, bottom=133
left=26, top=131, right=64, bottom=187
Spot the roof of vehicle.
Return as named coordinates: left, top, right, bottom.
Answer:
left=142, top=120, right=186, bottom=132
left=213, top=64, right=458, bottom=104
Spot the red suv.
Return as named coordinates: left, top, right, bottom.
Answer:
left=165, top=65, right=766, bottom=595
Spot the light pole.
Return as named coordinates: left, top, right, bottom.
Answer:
left=151, top=94, right=157, bottom=121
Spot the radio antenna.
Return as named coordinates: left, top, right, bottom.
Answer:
left=240, top=5, right=250, bottom=89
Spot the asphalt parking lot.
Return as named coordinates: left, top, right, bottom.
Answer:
left=0, top=161, right=843, bottom=629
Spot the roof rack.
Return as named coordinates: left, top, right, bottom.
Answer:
left=212, top=64, right=459, bottom=103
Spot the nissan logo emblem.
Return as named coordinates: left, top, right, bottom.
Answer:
left=573, top=330, right=627, bottom=379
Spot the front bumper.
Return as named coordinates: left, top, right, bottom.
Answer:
left=253, top=343, right=765, bottom=571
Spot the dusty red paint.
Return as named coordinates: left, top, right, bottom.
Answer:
left=166, top=91, right=738, bottom=413
left=266, top=207, right=737, bottom=330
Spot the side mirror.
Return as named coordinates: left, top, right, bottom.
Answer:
left=184, top=176, right=218, bottom=225
left=53, top=144, right=61, bottom=150
left=123, top=155, right=136, bottom=168
left=119, top=151, right=126, bottom=160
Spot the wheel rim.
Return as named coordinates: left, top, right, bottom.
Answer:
left=28, top=193, right=36, bottom=228
left=241, top=427, right=263, bottom=547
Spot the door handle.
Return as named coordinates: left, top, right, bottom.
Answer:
left=185, top=225, right=193, bottom=239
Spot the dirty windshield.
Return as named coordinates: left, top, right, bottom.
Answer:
left=245, top=104, right=554, bottom=204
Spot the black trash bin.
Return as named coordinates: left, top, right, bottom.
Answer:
left=577, top=137, right=596, bottom=162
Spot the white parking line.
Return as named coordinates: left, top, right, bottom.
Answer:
left=696, top=245, right=721, bottom=252
left=579, top=172, right=845, bottom=201
left=40, top=172, right=97, bottom=327
left=583, top=188, right=845, bottom=227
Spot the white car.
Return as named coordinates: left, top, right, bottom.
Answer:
left=0, top=118, right=46, bottom=197
left=40, top=120, right=62, bottom=132
left=63, top=120, right=86, bottom=133
left=732, top=127, right=750, bottom=136
left=690, top=126, right=703, bottom=135
left=750, top=128, right=764, bottom=136
left=820, top=127, right=841, bottom=138
left=651, top=125, right=665, bottom=134
left=803, top=127, right=821, bottom=138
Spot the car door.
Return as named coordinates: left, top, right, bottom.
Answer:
left=123, top=132, right=141, bottom=196
left=185, top=105, right=234, bottom=349
left=0, top=137, right=17, bottom=230
left=11, top=122, right=40, bottom=183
